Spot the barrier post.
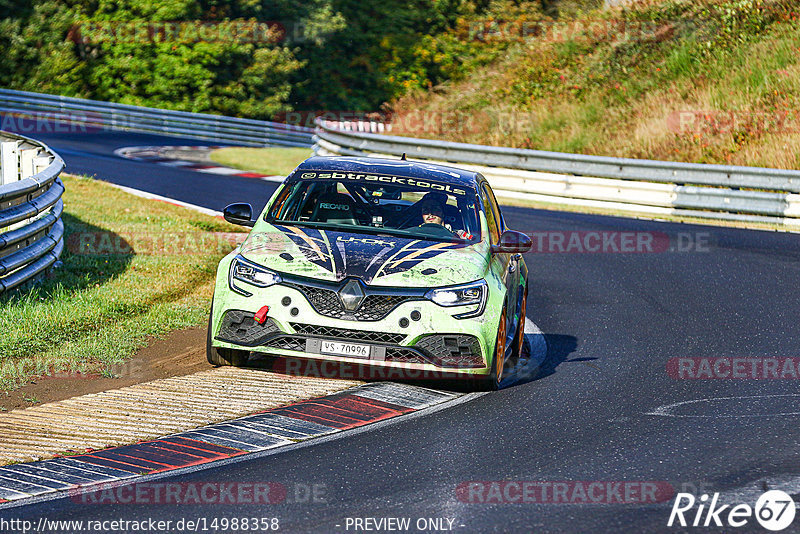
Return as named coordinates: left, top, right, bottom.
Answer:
left=1, top=141, right=19, bottom=185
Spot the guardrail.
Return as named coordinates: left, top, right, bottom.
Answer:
left=0, top=89, right=314, bottom=148
left=0, top=131, right=65, bottom=293
left=315, top=120, right=800, bottom=226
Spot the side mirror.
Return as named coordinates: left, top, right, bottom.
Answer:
left=223, top=203, right=254, bottom=227
left=492, top=230, right=532, bottom=254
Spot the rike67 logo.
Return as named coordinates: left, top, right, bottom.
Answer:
left=668, top=490, right=796, bottom=531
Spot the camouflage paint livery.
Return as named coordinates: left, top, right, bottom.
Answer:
left=210, top=157, right=528, bottom=383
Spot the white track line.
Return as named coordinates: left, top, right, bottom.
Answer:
left=106, top=183, right=222, bottom=217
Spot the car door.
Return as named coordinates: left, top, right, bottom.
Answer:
left=480, top=181, right=516, bottom=340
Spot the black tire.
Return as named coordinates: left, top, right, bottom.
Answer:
left=478, top=306, right=507, bottom=391
left=206, top=308, right=250, bottom=367
left=511, top=286, right=528, bottom=364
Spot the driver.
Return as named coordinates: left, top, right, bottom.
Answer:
left=419, top=192, right=447, bottom=227
left=417, top=192, right=473, bottom=240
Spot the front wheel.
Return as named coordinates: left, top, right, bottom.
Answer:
left=206, top=308, right=250, bottom=367
left=511, top=286, right=528, bottom=364
left=480, top=307, right=507, bottom=391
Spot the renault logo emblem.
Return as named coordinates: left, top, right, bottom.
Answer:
left=339, top=279, right=365, bottom=311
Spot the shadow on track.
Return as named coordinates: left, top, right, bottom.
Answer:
left=537, top=334, right=581, bottom=379
left=501, top=333, right=579, bottom=389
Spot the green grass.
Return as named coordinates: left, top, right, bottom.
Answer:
left=0, top=175, right=248, bottom=390
left=209, top=147, right=312, bottom=177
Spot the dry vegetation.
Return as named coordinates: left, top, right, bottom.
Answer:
left=389, top=0, right=800, bottom=169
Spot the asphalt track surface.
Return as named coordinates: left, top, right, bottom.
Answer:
left=3, top=129, right=800, bottom=533
left=30, top=130, right=277, bottom=212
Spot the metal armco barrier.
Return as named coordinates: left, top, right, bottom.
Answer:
left=0, top=89, right=314, bottom=148
left=315, top=120, right=800, bottom=226
left=0, top=131, right=65, bottom=293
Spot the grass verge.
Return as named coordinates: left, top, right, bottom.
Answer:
left=0, top=175, right=247, bottom=390
left=209, top=147, right=312, bottom=176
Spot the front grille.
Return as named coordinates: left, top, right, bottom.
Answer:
left=290, top=323, right=405, bottom=344
left=416, top=334, right=485, bottom=368
left=263, top=336, right=306, bottom=352
left=358, top=295, right=417, bottom=321
left=284, top=283, right=419, bottom=321
left=385, top=348, right=426, bottom=364
left=293, top=285, right=341, bottom=314
left=216, top=310, right=280, bottom=347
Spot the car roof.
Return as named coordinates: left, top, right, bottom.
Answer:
left=291, top=156, right=481, bottom=190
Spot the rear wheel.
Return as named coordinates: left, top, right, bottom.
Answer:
left=480, top=307, right=507, bottom=391
left=206, top=308, right=250, bottom=367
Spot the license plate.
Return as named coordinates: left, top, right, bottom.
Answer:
left=320, top=340, right=370, bottom=359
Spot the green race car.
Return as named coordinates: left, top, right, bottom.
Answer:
left=208, top=156, right=531, bottom=390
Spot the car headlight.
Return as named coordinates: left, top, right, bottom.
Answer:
left=425, top=280, right=487, bottom=318
left=229, top=255, right=282, bottom=296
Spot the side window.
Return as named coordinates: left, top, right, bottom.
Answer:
left=268, top=183, right=296, bottom=219
left=483, top=183, right=505, bottom=233
left=480, top=185, right=500, bottom=244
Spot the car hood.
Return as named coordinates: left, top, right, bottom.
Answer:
left=239, top=223, right=489, bottom=287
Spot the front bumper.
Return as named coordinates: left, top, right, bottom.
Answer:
left=216, top=309, right=485, bottom=368
left=211, top=277, right=501, bottom=376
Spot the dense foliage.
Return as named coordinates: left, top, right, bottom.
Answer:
left=0, top=0, right=572, bottom=117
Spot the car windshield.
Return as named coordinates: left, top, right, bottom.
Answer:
left=265, top=174, right=481, bottom=243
